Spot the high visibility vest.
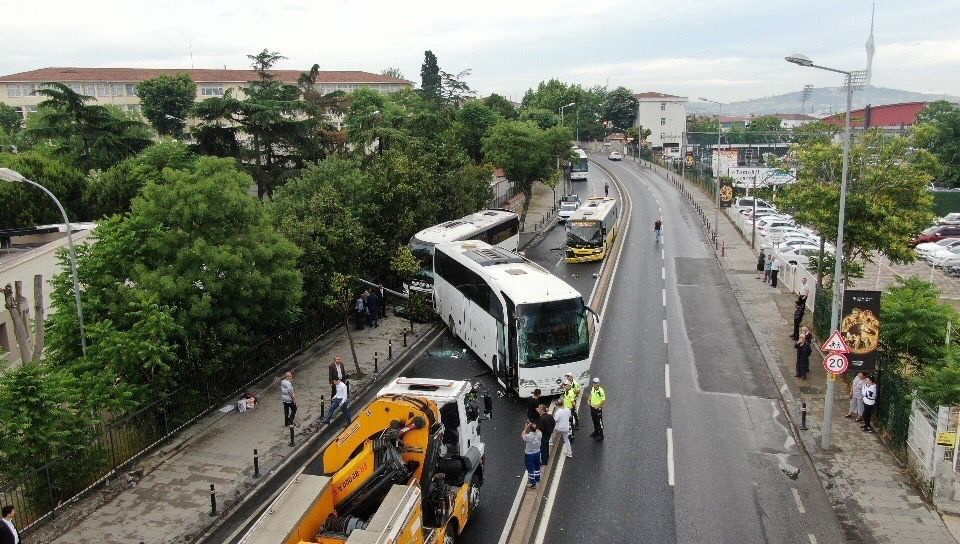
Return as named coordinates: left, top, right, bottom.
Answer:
left=570, top=381, right=582, bottom=396
left=590, top=386, right=606, bottom=408
left=563, top=387, right=577, bottom=409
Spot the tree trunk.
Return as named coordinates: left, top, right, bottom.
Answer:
left=519, top=187, right=533, bottom=227
left=3, top=281, right=33, bottom=364
left=32, top=275, right=44, bottom=362
left=343, top=312, right=363, bottom=376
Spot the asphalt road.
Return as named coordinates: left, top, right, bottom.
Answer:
left=539, top=157, right=845, bottom=544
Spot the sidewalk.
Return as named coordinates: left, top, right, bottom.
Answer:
left=636, top=159, right=958, bottom=544
left=31, top=315, right=424, bottom=544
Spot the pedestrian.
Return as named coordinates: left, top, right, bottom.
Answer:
left=324, top=377, right=352, bottom=427
left=522, top=421, right=542, bottom=488
left=377, top=283, right=388, bottom=319
left=0, top=505, right=19, bottom=544
left=797, top=277, right=810, bottom=306
left=536, top=403, right=555, bottom=465
left=794, top=332, right=812, bottom=379
left=553, top=399, right=573, bottom=458
left=756, top=249, right=766, bottom=279
left=770, top=256, right=781, bottom=288
left=281, top=371, right=297, bottom=427
left=527, top=389, right=543, bottom=423
left=790, top=300, right=806, bottom=339
left=604, top=181, right=609, bottom=197
left=354, top=294, right=366, bottom=330
left=563, top=375, right=580, bottom=430
left=764, top=254, right=773, bottom=283
left=847, top=371, right=866, bottom=420
left=861, top=375, right=877, bottom=432
left=329, top=355, right=349, bottom=400
left=588, top=377, right=606, bottom=441
left=366, top=289, right=381, bottom=328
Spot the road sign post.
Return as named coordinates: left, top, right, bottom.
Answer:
left=823, top=352, right=849, bottom=375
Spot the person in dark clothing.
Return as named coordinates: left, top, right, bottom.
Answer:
left=366, top=290, right=381, bottom=328
left=756, top=249, right=766, bottom=279
left=377, top=284, right=388, bottom=319
left=527, top=389, right=543, bottom=422
left=604, top=182, right=609, bottom=197
left=795, top=332, right=812, bottom=379
left=536, top=403, right=555, bottom=465
left=1, top=505, right=19, bottom=544
left=791, top=300, right=806, bottom=339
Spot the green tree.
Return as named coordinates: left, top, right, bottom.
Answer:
left=791, top=120, right=840, bottom=145
left=0, top=149, right=88, bottom=229
left=136, top=74, right=197, bottom=137
left=880, top=276, right=958, bottom=368
left=440, top=69, right=475, bottom=105
left=775, top=129, right=937, bottom=282
left=520, top=108, right=559, bottom=130
left=915, top=100, right=960, bottom=187
left=326, top=273, right=363, bottom=374
left=483, top=120, right=552, bottom=222
left=602, top=87, right=638, bottom=130
left=0, top=103, right=22, bottom=134
left=483, top=94, right=518, bottom=119
left=381, top=67, right=406, bottom=80
left=914, top=347, right=960, bottom=407
left=455, top=101, right=499, bottom=163
left=420, top=50, right=442, bottom=102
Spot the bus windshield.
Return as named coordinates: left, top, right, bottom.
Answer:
left=571, top=158, right=588, bottom=173
left=517, top=298, right=590, bottom=368
left=409, top=238, right=435, bottom=284
left=566, top=220, right=603, bottom=248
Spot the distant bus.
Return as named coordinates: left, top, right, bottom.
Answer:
left=565, top=197, right=620, bottom=263
left=433, top=240, right=594, bottom=397
left=569, top=148, right=588, bottom=181
left=407, top=209, right=520, bottom=294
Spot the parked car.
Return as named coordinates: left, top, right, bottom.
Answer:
left=742, top=213, right=791, bottom=231
left=758, top=219, right=795, bottom=237
left=775, top=244, right=821, bottom=268
left=930, top=245, right=960, bottom=267
left=733, top=197, right=774, bottom=215
left=916, top=238, right=960, bottom=259
left=911, top=225, right=960, bottom=246
left=558, top=194, right=581, bottom=222
left=608, top=151, right=622, bottom=161
left=938, top=213, right=960, bottom=225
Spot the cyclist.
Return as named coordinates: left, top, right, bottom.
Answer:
left=654, top=218, right=663, bottom=243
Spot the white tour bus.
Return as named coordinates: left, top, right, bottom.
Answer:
left=407, top=209, right=520, bottom=294
left=569, top=147, right=589, bottom=181
left=433, top=240, right=596, bottom=397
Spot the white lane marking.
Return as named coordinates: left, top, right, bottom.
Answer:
left=497, top=472, right=529, bottom=544
left=662, top=247, right=665, bottom=260
left=664, top=364, right=671, bottom=398
left=662, top=319, right=668, bottom=344
left=662, top=288, right=666, bottom=307
left=667, top=428, right=675, bottom=486
left=533, top=452, right=568, bottom=544
left=792, top=488, right=806, bottom=514
left=661, top=266, right=666, bottom=280
left=555, top=257, right=563, bottom=268
left=808, top=534, right=817, bottom=544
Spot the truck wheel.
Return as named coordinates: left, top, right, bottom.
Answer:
left=443, top=521, right=458, bottom=544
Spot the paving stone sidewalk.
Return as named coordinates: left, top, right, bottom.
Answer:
left=632, top=157, right=957, bottom=544
left=30, top=316, right=425, bottom=544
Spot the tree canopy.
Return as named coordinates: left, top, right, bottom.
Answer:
left=915, top=100, right=960, bottom=188
left=136, top=74, right=197, bottom=136
left=483, top=120, right=553, bottom=221
left=602, top=87, right=638, bottom=130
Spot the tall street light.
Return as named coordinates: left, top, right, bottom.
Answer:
left=699, top=97, right=723, bottom=243
left=786, top=53, right=864, bottom=450
left=558, top=102, right=576, bottom=193
left=0, top=168, right=87, bottom=357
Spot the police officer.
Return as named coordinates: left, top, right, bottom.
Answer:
left=589, top=377, right=606, bottom=441
left=564, top=372, right=581, bottom=429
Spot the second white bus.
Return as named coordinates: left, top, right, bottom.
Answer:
left=569, top=148, right=589, bottom=181
left=433, top=240, right=595, bottom=397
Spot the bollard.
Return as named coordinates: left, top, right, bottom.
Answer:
left=389, top=339, right=393, bottom=360
left=403, top=329, right=408, bottom=347
left=289, top=425, right=295, bottom=447
left=721, top=241, right=726, bottom=257
left=209, top=484, right=217, bottom=516
left=321, top=395, right=325, bottom=419
left=800, top=402, right=808, bottom=430
left=253, top=448, right=260, bottom=479
left=375, top=352, right=379, bottom=373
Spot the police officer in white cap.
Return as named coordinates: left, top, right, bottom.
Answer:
left=589, top=377, right=607, bottom=441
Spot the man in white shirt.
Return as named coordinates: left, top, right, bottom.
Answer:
left=797, top=277, right=810, bottom=306
left=861, top=375, right=878, bottom=433
left=770, top=257, right=782, bottom=288
left=1, top=505, right=19, bottom=544
left=324, top=377, right=352, bottom=426
left=553, top=399, right=573, bottom=458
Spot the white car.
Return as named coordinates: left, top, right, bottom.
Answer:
left=917, top=238, right=960, bottom=258
left=743, top=213, right=791, bottom=231
left=939, top=213, right=960, bottom=225
left=765, top=225, right=806, bottom=244
left=776, top=244, right=821, bottom=268
left=758, top=219, right=795, bottom=237
left=608, top=151, right=622, bottom=161
left=558, top=195, right=581, bottom=222
left=733, top=197, right=774, bottom=215
left=930, top=246, right=960, bottom=266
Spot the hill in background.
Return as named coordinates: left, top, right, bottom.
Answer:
left=686, top=86, right=960, bottom=117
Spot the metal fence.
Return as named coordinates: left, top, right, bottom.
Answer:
left=0, top=308, right=341, bottom=532
left=489, top=179, right=519, bottom=209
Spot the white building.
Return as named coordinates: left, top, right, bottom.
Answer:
left=635, top=92, right=688, bottom=155
left=773, top=113, right=817, bottom=129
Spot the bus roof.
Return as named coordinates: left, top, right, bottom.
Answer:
left=411, top=209, right=518, bottom=245
left=572, top=148, right=588, bottom=159
left=568, top=197, right=617, bottom=223
left=435, top=240, right=582, bottom=305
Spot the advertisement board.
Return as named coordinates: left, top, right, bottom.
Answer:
left=719, top=178, right=734, bottom=208
left=727, top=168, right=797, bottom=188
left=841, top=290, right=881, bottom=372
left=711, top=149, right=739, bottom=176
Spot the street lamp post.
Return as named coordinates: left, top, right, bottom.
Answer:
left=559, top=102, right=576, bottom=193
left=0, top=168, right=87, bottom=357
left=700, top=97, right=723, bottom=244
left=785, top=53, right=861, bottom=450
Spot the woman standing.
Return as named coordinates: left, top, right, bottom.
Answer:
left=862, top=375, right=878, bottom=432
left=795, top=332, right=812, bottom=379
left=756, top=249, right=766, bottom=280
left=764, top=254, right=773, bottom=283
left=847, top=372, right=866, bottom=420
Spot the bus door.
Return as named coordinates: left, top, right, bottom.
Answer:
left=501, top=293, right=519, bottom=392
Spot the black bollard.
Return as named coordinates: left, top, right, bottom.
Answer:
left=289, top=425, right=295, bottom=447
left=375, top=352, right=379, bottom=373
left=403, top=329, right=408, bottom=347
left=389, top=339, right=393, bottom=360
left=320, top=395, right=325, bottom=419
left=253, top=448, right=260, bottom=479
left=209, top=484, right=217, bottom=516
left=800, top=402, right=808, bottom=430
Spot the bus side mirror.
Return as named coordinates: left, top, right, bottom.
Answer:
left=483, top=395, right=493, bottom=419
left=586, top=305, right=601, bottom=325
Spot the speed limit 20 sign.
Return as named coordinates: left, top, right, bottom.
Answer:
left=823, top=352, right=849, bottom=375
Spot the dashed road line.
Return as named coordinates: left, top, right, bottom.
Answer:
left=497, top=472, right=530, bottom=544
left=662, top=319, right=668, bottom=344
left=667, top=428, right=675, bottom=486
left=662, top=288, right=666, bottom=307
left=792, top=488, right=806, bottom=514
left=661, top=266, right=666, bottom=280
left=807, top=534, right=818, bottom=544
left=665, top=364, right=671, bottom=399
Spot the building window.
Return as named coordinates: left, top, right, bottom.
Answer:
left=660, top=117, right=666, bottom=126
left=126, top=104, right=141, bottom=113
left=126, top=84, right=137, bottom=96
left=661, top=103, right=666, bottom=111
left=25, top=105, right=38, bottom=115
left=660, top=132, right=665, bottom=140
left=21, top=84, right=36, bottom=96
left=13, top=106, right=23, bottom=118
left=68, top=83, right=82, bottom=93
left=111, top=84, right=124, bottom=96
left=201, top=86, right=224, bottom=96
left=6, top=84, right=21, bottom=97
left=97, top=84, right=110, bottom=97
left=83, top=83, right=95, bottom=96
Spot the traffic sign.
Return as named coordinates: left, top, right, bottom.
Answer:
left=821, top=330, right=850, bottom=353
left=823, top=352, right=849, bottom=375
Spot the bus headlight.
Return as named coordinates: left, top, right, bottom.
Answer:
left=519, top=379, right=537, bottom=388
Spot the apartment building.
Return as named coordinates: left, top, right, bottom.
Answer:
left=0, top=67, right=412, bottom=118
left=635, top=91, right=688, bottom=155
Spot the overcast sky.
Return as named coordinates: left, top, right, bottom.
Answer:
left=2, top=0, right=957, bottom=103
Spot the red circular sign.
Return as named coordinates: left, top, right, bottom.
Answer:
left=823, top=353, right=849, bottom=375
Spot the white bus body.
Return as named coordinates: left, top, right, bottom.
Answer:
left=569, top=148, right=589, bottom=181
left=433, top=240, right=593, bottom=397
left=407, top=210, right=520, bottom=294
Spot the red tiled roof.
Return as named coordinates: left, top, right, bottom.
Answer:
left=822, top=102, right=928, bottom=128
left=0, top=67, right=412, bottom=85
left=635, top=91, right=686, bottom=99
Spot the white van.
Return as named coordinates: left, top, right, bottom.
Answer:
left=734, top=197, right=773, bottom=215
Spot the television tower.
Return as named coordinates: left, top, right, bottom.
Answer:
left=864, top=2, right=875, bottom=85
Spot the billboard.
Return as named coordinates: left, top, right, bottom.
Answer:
left=841, top=290, right=881, bottom=372
left=719, top=178, right=734, bottom=208
left=727, top=168, right=797, bottom=189
left=711, top=149, right=739, bottom=176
